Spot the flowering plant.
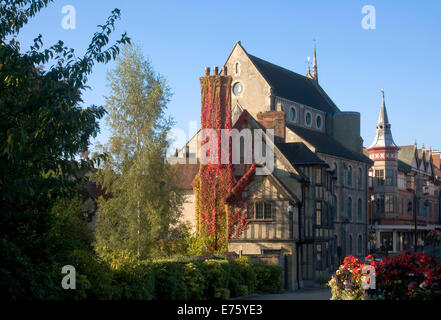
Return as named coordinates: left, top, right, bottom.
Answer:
left=329, top=252, right=441, bottom=300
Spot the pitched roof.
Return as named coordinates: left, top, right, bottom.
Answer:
left=398, top=145, right=416, bottom=171
left=276, top=142, right=327, bottom=166
left=170, top=163, right=200, bottom=190
left=287, top=124, right=372, bottom=164
left=247, top=53, right=340, bottom=113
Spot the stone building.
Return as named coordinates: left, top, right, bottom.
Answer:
left=366, top=90, right=441, bottom=254
left=173, top=42, right=372, bottom=289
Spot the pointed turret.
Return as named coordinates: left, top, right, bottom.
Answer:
left=369, top=89, right=397, bottom=148
left=312, top=43, right=318, bottom=82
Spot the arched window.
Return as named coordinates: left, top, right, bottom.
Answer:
left=235, top=62, right=240, bottom=75
left=358, top=198, right=362, bottom=221
left=357, top=235, right=362, bottom=255
left=358, top=168, right=362, bottom=188
left=347, top=165, right=353, bottom=186
left=347, top=197, right=352, bottom=220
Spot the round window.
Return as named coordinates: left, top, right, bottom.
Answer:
left=305, top=111, right=312, bottom=126
left=289, top=107, right=296, bottom=122
left=316, top=115, right=322, bottom=129
left=232, top=82, right=243, bottom=96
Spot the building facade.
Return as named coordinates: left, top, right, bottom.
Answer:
left=174, top=42, right=373, bottom=289
left=366, top=91, right=441, bottom=254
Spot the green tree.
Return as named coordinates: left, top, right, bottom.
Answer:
left=93, top=45, right=184, bottom=261
left=0, top=0, right=130, bottom=299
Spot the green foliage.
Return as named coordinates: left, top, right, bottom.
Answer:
left=229, top=256, right=257, bottom=297
left=201, top=259, right=231, bottom=299
left=112, top=263, right=155, bottom=300
left=254, top=263, right=283, bottom=293
left=152, top=261, right=188, bottom=300
left=182, top=262, right=206, bottom=300
left=0, top=0, right=130, bottom=299
left=92, top=44, right=185, bottom=260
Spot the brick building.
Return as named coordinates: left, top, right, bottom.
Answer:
left=366, top=90, right=441, bottom=254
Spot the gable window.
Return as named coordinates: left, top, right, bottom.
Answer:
left=289, top=106, right=297, bottom=122
left=254, top=201, right=272, bottom=220
left=316, top=114, right=322, bottom=129
left=235, top=62, right=240, bottom=75
left=305, top=111, right=312, bottom=127
left=232, top=82, right=243, bottom=96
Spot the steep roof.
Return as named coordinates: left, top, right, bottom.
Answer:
left=276, top=142, right=327, bottom=166
left=369, top=90, right=397, bottom=148
left=170, top=163, right=200, bottom=190
left=287, top=124, right=372, bottom=164
left=246, top=53, right=340, bottom=113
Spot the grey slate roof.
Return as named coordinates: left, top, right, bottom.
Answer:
left=398, top=145, right=415, bottom=172
left=287, top=124, right=373, bottom=164
left=276, top=142, right=327, bottom=166
left=247, top=54, right=340, bottom=113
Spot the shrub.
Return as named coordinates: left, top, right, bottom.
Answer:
left=67, top=249, right=115, bottom=299
left=229, top=256, right=257, bottom=297
left=153, top=260, right=188, bottom=300
left=255, top=263, right=282, bottom=293
left=112, top=263, right=155, bottom=300
left=201, top=259, right=231, bottom=299
left=182, top=262, right=206, bottom=300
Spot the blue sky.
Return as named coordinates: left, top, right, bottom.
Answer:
left=16, top=0, right=441, bottom=152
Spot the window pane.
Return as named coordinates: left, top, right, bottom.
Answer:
left=255, top=202, right=263, bottom=219
left=264, top=202, right=272, bottom=219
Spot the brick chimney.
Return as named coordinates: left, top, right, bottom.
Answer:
left=256, top=110, right=286, bottom=143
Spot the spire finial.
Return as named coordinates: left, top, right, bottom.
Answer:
left=312, top=39, right=318, bottom=82
left=414, top=139, right=417, bottom=146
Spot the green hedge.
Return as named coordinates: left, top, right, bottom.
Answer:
left=67, top=251, right=282, bottom=300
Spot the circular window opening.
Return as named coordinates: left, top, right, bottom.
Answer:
left=232, top=82, right=243, bottom=96
left=289, top=107, right=296, bottom=122
left=305, top=111, right=312, bottom=126
left=316, top=115, right=322, bottom=129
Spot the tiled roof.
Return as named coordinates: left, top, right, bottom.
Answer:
left=287, top=124, right=372, bottom=164
left=276, top=142, right=327, bottom=166
left=247, top=54, right=340, bottom=113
